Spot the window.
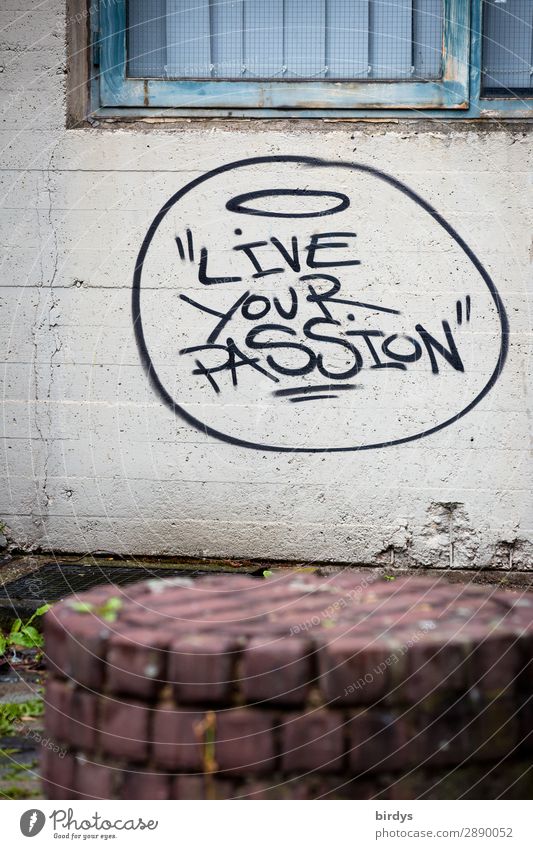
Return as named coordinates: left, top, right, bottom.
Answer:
left=127, top=0, right=444, bottom=81
left=93, top=1, right=533, bottom=117
left=482, top=0, right=533, bottom=96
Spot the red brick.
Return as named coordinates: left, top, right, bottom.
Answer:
left=349, top=707, right=476, bottom=774
left=349, top=709, right=411, bottom=773
left=349, top=700, right=519, bottom=774
left=472, top=633, right=520, bottom=693
left=169, top=634, right=238, bottom=704
left=516, top=630, right=533, bottom=690
left=390, top=762, right=533, bottom=801
left=75, top=758, right=115, bottom=799
left=466, top=700, right=518, bottom=762
left=241, top=777, right=318, bottom=799
left=242, top=637, right=312, bottom=705
left=518, top=693, right=533, bottom=750
left=99, top=698, right=150, bottom=760
left=65, top=617, right=111, bottom=689
left=45, top=678, right=74, bottom=743
left=318, top=638, right=392, bottom=704
left=215, top=708, right=275, bottom=775
left=43, top=613, right=71, bottom=678
left=280, top=710, right=345, bottom=773
left=173, top=775, right=206, bottom=800
left=119, top=771, right=170, bottom=800
left=45, top=679, right=97, bottom=750
left=68, top=688, right=99, bottom=750
left=40, top=749, right=76, bottom=800
left=391, top=635, right=470, bottom=704
left=173, top=775, right=236, bottom=800
left=106, top=629, right=168, bottom=699
left=152, top=705, right=205, bottom=770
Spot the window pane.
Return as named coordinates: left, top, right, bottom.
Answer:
left=127, top=0, right=444, bottom=81
left=413, top=0, right=443, bottom=78
left=128, top=0, right=167, bottom=77
left=482, top=0, right=533, bottom=95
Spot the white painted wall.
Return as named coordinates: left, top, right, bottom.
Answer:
left=1, top=1, right=532, bottom=569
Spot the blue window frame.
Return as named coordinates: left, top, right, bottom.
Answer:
left=93, top=1, right=533, bottom=118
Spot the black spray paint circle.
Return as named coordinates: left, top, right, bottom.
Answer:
left=132, top=155, right=508, bottom=454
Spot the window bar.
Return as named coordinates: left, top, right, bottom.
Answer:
left=241, top=0, right=246, bottom=77
left=162, top=3, right=167, bottom=80
left=208, top=0, right=214, bottom=78
left=368, top=0, right=373, bottom=78
left=530, top=8, right=533, bottom=86
left=281, top=0, right=287, bottom=77
left=324, top=0, right=329, bottom=78
left=410, top=0, right=416, bottom=76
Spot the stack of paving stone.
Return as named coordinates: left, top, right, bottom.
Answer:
left=41, top=572, right=533, bottom=799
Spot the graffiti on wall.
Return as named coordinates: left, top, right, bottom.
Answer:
left=132, top=156, right=508, bottom=452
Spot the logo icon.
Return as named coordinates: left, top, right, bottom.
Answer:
left=20, top=810, right=46, bottom=837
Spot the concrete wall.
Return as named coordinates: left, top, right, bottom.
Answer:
left=1, top=1, right=532, bottom=568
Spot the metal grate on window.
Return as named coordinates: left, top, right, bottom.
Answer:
left=482, top=0, right=533, bottom=95
left=126, top=0, right=444, bottom=82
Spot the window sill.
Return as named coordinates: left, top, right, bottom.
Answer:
left=82, top=105, right=533, bottom=127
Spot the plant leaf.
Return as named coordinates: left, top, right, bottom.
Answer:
left=9, top=631, right=38, bottom=648
left=0, top=634, right=7, bottom=655
left=20, top=626, right=43, bottom=647
left=102, top=597, right=122, bottom=611
left=99, top=597, right=123, bottom=622
left=26, top=603, right=52, bottom=625
left=10, top=619, right=22, bottom=634
left=101, top=612, right=117, bottom=623
left=68, top=601, right=94, bottom=613
left=0, top=699, right=44, bottom=735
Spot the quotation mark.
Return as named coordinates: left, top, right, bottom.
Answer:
left=175, top=229, right=195, bottom=262
left=456, top=295, right=471, bottom=325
